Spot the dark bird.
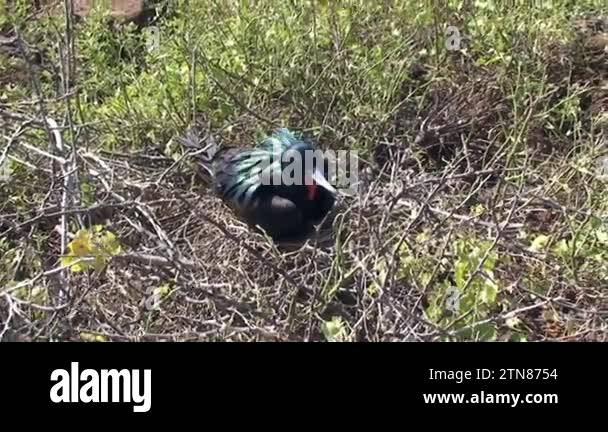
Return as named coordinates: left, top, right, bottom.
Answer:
left=180, top=127, right=336, bottom=240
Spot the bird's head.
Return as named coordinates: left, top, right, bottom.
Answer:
left=225, top=128, right=336, bottom=207
left=277, top=138, right=336, bottom=201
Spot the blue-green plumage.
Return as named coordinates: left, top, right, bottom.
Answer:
left=217, top=129, right=313, bottom=205
left=182, top=127, right=336, bottom=239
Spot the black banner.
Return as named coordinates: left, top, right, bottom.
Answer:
left=1, top=342, right=604, bottom=418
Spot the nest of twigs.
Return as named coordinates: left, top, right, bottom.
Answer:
left=2, top=103, right=605, bottom=342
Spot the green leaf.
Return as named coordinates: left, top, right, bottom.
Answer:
left=80, top=332, right=107, bottom=342
left=457, top=323, right=497, bottom=341
left=154, top=283, right=172, bottom=300
left=321, top=316, right=348, bottom=342
left=454, top=259, right=467, bottom=288
left=61, top=229, right=94, bottom=272
left=480, top=279, right=498, bottom=304
left=552, top=239, right=570, bottom=258
left=60, top=227, right=122, bottom=273
left=510, top=333, right=528, bottom=342
left=470, top=204, right=486, bottom=217
left=596, top=228, right=608, bottom=245
left=529, top=234, right=550, bottom=252
left=590, top=216, right=603, bottom=230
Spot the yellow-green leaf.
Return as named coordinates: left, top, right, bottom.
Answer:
left=80, top=332, right=107, bottom=342
left=529, top=234, right=550, bottom=252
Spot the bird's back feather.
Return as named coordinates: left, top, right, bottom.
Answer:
left=213, top=128, right=313, bottom=207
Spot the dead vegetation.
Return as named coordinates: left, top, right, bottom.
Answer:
left=1, top=1, right=607, bottom=341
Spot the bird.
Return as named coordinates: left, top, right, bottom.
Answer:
left=179, top=126, right=336, bottom=240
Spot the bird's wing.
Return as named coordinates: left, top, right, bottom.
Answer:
left=214, top=148, right=280, bottom=207
left=213, top=128, right=313, bottom=207
left=243, top=194, right=304, bottom=239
